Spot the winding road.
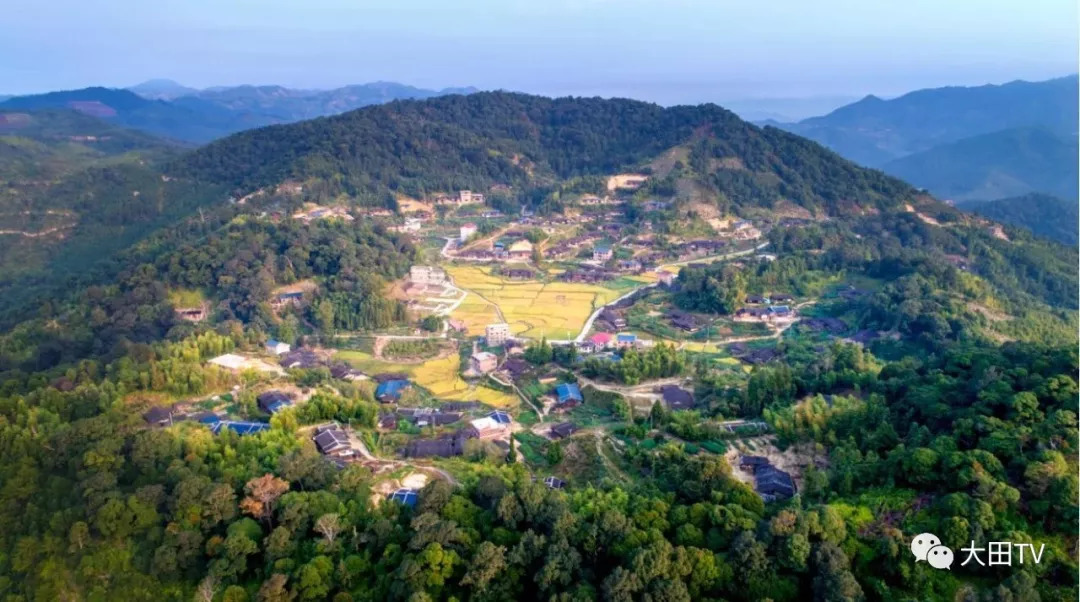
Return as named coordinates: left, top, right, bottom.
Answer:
left=567, top=240, right=773, bottom=344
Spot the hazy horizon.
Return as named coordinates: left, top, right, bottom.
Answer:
left=2, top=0, right=1076, bottom=109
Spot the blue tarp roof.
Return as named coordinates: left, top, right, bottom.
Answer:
left=555, top=383, right=583, bottom=403
left=376, top=379, right=410, bottom=400
left=389, top=488, right=418, bottom=507
left=211, top=421, right=271, bottom=436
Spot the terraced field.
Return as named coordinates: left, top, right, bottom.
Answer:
left=446, top=265, right=653, bottom=339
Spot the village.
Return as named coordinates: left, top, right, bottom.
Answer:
left=154, top=173, right=872, bottom=508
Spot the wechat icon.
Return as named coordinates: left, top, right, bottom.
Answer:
left=911, top=533, right=954, bottom=570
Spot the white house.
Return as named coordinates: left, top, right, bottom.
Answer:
left=265, top=339, right=291, bottom=355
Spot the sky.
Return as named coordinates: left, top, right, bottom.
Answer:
left=2, top=0, right=1077, bottom=113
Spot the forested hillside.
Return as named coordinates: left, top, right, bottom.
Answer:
left=882, top=127, right=1079, bottom=202
left=0, top=109, right=180, bottom=191
left=958, top=194, right=1079, bottom=246
left=174, top=92, right=918, bottom=216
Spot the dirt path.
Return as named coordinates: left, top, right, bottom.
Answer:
left=577, top=375, right=687, bottom=400
left=591, top=430, right=632, bottom=483
left=0, top=224, right=75, bottom=237
left=491, top=374, right=545, bottom=422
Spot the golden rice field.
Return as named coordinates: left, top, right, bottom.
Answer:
left=336, top=349, right=518, bottom=407
left=446, top=265, right=637, bottom=339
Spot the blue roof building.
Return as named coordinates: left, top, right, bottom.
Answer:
left=554, top=383, right=583, bottom=404
left=211, top=421, right=271, bottom=436
left=375, top=379, right=411, bottom=402
left=488, top=410, right=512, bottom=424
left=616, top=333, right=637, bottom=344
left=768, top=305, right=791, bottom=316
left=389, top=488, right=419, bottom=507
left=266, top=400, right=291, bottom=414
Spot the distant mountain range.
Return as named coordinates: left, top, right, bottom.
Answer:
left=0, top=80, right=479, bottom=143
left=882, top=127, right=1079, bottom=202
left=774, top=75, right=1078, bottom=202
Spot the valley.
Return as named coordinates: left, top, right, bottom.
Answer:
left=0, top=89, right=1074, bottom=602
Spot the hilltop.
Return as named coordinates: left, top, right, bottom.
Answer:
left=174, top=91, right=921, bottom=217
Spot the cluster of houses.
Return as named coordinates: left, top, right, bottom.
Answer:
left=434, top=190, right=485, bottom=206
left=142, top=401, right=273, bottom=438
left=577, top=331, right=653, bottom=355
left=559, top=267, right=618, bottom=284
left=577, top=194, right=622, bottom=206
left=378, top=402, right=482, bottom=431
left=496, top=266, right=536, bottom=280
left=454, top=233, right=535, bottom=263
left=673, top=239, right=729, bottom=261
left=544, top=231, right=606, bottom=258
left=733, top=293, right=797, bottom=324
left=274, top=347, right=364, bottom=380
left=402, top=410, right=514, bottom=458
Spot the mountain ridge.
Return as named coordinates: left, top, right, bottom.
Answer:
left=778, top=75, right=1079, bottom=167
left=882, top=126, right=1079, bottom=202
left=172, top=90, right=923, bottom=218
left=1, top=81, right=481, bottom=143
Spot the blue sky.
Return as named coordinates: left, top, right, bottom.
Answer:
left=2, top=0, right=1076, bottom=105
